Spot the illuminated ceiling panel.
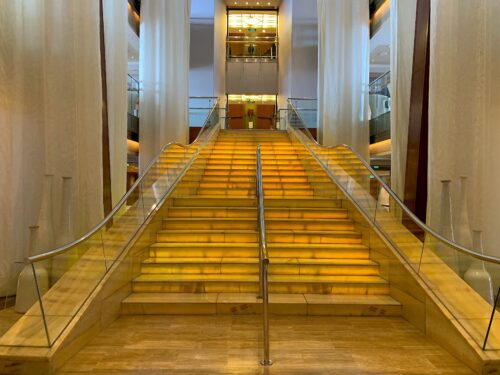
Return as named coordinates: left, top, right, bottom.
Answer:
left=228, top=11, right=277, bottom=30
left=228, top=94, right=277, bottom=104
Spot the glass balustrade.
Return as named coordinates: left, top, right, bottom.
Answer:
left=286, top=99, right=500, bottom=351
left=0, top=100, right=220, bottom=348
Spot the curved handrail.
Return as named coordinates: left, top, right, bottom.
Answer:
left=286, top=102, right=500, bottom=265
left=29, top=100, right=219, bottom=263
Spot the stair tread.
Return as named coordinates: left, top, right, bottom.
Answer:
left=162, top=218, right=351, bottom=223
left=134, top=274, right=387, bottom=284
left=143, top=257, right=377, bottom=266
left=122, top=293, right=400, bottom=306
left=150, top=242, right=368, bottom=249
left=157, top=229, right=359, bottom=235
left=167, top=206, right=346, bottom=212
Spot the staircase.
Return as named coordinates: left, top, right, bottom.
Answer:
left=122, top=130, right=401, bottom=316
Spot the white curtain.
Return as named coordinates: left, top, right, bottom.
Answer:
left=317, top=0, right=370, bottom=160
left=139, top=0, right=191, bottom=172
left=390, top=0, right=416, bottom=199
left=103, top=0, right=128, bottom=205
left=0, top=0, right=104, bottom=295
left=427, top=0, right=500, bottom=256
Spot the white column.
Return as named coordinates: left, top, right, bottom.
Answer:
left=317, top=0, right=370, bottom=160
left=139, top=0, right=191, bottom=172
left=389, top=0, right=417, bottom=199
left=103, top=0, right=128, bottom=205
left=427, top=0, right=500, bottom=257
left=0, top=0, right=104, bottom=294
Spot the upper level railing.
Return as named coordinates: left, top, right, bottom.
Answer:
left=227, top=35, right=278, bottom=60
left=0, top=100, right=220, bottom=348
left=286, top=100, right=500, bottom=351
left=189, top=97, right=219, bottom=127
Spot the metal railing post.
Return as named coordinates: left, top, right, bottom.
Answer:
left=256, top=145, right=272, bottom=366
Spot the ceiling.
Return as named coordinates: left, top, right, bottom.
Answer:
left=226, top=0, right=281, bottom=9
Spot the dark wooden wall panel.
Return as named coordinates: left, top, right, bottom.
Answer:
left=403, top=0, right=430, bottom=224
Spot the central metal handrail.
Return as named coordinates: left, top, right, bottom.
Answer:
left=255, top=145, right=272, bottom=366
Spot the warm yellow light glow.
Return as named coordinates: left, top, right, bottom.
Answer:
left=369, top=139, right=391, bottom=156
left=228, top=94, right=277, bottom=104
left=127, top=139, right=140, bottom=153
left=228, top=11, right=277, bottom=30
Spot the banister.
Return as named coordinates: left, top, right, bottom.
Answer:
left=29, top=99, right=219, bottom=263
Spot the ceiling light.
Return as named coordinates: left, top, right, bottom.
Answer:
left=257, top=1, right=260, bottom=4
left=268, top=1, right=271, bottom=4
left=245, top=1, right=248, bottom=4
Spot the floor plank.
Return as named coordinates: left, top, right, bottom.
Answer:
left=57, top=315, right=474, bottom=374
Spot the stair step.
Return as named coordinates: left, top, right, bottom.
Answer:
left=156, top=229, right=361, bottom=244
left=149, top=243, right=369, bottom=259
left=171, top=196, right=342, bottom=208
left=131, top=274, right=389, bottom=294
left=162, top=218, right=354, bottom=231
left=121, top=293, right=401, bottom=316
left=140, top=257, right=379, bottom=276
left=166, top=207, right=347, bottom=219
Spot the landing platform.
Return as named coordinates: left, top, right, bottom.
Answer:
left=56, top=315, right=474, bottom=374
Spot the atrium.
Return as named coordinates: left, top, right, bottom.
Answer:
left=0, top=0, right=499, bottom=373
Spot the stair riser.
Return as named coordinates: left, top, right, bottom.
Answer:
left=162, top=221, right=354, bottom=231
left=157, top=233, right=257, bottom=243
left=149, top=248, right=369, bottom=259
left=177, top=182, right=338, bottom=190
left=166, top=208, right=347, bottom=219
left=132, top=282, right=389, bottom=294
left=268, top=233, right=361, bottom=244
left=156, top=232, right=360, bottom=244
left=171, top=198, right=341, bottom=209
left=121, top=302, right=401, bottom=316
left=173, top=198, right=256, bottom=207
left=140, top=263, right=380, bottom=276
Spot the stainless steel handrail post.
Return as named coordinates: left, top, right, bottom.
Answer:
left=256, top=145, right=272, bottom=366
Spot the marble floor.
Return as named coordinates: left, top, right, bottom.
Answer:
left=55, top=315, right=474, bottom=374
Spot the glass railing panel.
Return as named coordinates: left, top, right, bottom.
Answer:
left=21, top=230, right=107, bottom=346
left=484, top=285, right=500, bottom=350
left=189, top=97, right=218, bottom=128
left=419, top=232, right=498, bottom=348
left=0, top=263, right=50, bottom=347
left=0, top=100, right=220, bottom=349
left=288, top=98, right=317, bottom=130
left=373, top=184, right=425, bottom=270
left=286, top=97, right=500, bottom=351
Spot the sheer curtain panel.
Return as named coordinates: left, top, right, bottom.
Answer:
left=427, top=0, right=500, bottom=256
left=139, top=0, right=191, bottom=172
left=103, top=0, right=128, bottom=205
left=317, top=0, right=370, bottom=160
left=0, top=0, right=104, bottom=295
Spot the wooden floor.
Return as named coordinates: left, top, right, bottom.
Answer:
left=57, top=315, right=474, bottom=374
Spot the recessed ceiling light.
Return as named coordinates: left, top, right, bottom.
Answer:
left=245, top=1, right=248, bottom=4
left=268, top=1, right=271, bottom=4
left=257, top=1, right=260, bottom=4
